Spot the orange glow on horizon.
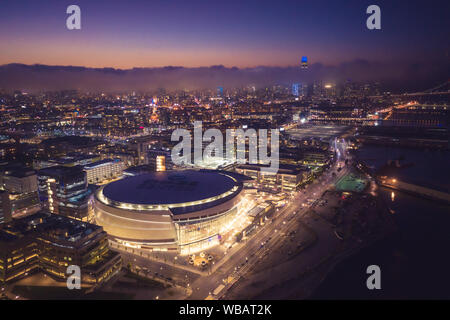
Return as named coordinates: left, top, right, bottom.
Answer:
left=0, top=40, right=316, bottom=69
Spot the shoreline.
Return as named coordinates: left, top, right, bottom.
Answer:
left=226, top=187, right=397, bottom=300
left=305, top=228, right=393, bottom=300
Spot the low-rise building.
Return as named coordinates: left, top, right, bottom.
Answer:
left=1, top=168, right=41, bottom=216
left=0, top=211, right=122, bottom=285
left=235, top=164, right=311, bottom=192
left=83, top=158, right=125, bottom=184
left=2, top=169, right=38, bottom=194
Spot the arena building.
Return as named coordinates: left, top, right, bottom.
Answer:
left=93, top=170, right=245, bottom=255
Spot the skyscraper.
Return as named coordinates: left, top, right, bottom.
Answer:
left=301, top=56, right=308, bottom=69
left=292, top=83, right=300, bottom=96
left=217, top=86, right=224, bottom=97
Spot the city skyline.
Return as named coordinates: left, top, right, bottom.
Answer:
left=0, top=0, right=449, bottom=306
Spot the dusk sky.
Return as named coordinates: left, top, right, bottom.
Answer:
left=0, top=0, right=449, bottom=69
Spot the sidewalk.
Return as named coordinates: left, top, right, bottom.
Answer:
left=110, top=242, right=206, bottom=275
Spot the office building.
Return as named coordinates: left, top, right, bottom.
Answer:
left=1, top=169, right=40, bottom=216
left=236, top=164, right=311, bottom=192
left=0, top=190, right=12, bottom=224
left=0, top=211, right=122, bottom=284
left=292, top=83, right=300, bottom=97
left=83, top=158, right=125, bottom=184
left=2, top=169, right=38, bottom=194
left=301, top=56, right=308, bottom=68
left=38, top=166, right=92, bottom=221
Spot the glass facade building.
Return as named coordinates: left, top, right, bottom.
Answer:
left=38, top=166, right=92, bottom=221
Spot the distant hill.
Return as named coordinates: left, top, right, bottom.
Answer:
left=0, top=60, right=448, bottom=93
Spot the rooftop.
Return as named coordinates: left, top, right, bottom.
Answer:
left=38, top=165, right=84, bottom=177
left=84, top=158, right=121, bottom=169
left=2, top=168, right=36, bottom=178
left=102, top=170, right=239, bottom=206
left=1, top=211, right=102, bottom=245
left=236, top=163, right=306, bottom=175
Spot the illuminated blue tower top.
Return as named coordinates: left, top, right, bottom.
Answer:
left=301, top=56, right=308, bottom=69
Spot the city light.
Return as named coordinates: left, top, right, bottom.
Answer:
left=0, top=1, right=447, bottom=305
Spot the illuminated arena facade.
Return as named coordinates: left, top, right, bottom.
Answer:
left=93, top=170, right=244, bottom=254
